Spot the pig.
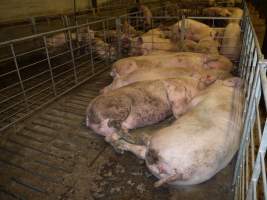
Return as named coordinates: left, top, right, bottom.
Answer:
left=178, top=38, right=219, bottom=54
left=95, top=30, right=117, bottom=41
left=197, top=37, right=220, bottom=54
left=129, top=35, right=177, bottom=56
left=203, top=7, right=232, bottom=17
left=142, top=28, right=166, bottom=38
left=220, top=23, right=241, bottom=61
left=170, top=19, right=216, bottom=42
left=228, top=8, right=243, bottom=24
left=139, top=5, right=153, bottom=29
left=110, top=77, right=243, bottom=187
left=177, top=39, right=198, bottom=52
left=46, top=33, right=68, bottom=48
left=111, top=52, right=233, bottom=78
left=102, top=67, right=232, bottom=93
left=47, top=28, right=95, bottom=51
left=93, top=37, right=116, bottom=60
left=86, top=76, right=215, bottom=137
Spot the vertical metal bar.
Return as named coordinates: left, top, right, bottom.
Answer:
left=180, top=15, right=185, bottom=50
left=116, top=17, right=122, bottom=59
left=62, top=16, right=69, bottom=42
left=151, top=18, right=154, bottom=51
left=75, top=21, right=81, bottom=56
left=246, top=142, right=249, bottom=193
left=102, top=20, right=108, bottom=65
left=30, top=17, right=37, bottom=34
left=240, top=17, right=250, bottom=76
left=64, top=15, right=70, bottom=27
left=256, top=105, right=262, bottom=141
left=250, top=117, right=255, bottom=169
left=10, top=44, right=29, bottom=110
left=239, top=17, right=249, bottom=76
left=87, top=25, right=94, bottom=74
left=43, top=36, right=57, bottom=96
left=252, top=180, right=257, bottom=200
left=67, top=30, right=78, bottom=83
left=87, top=26, right=95, bottom=74
left=242, top=157, right=245, bottom=200
left=61, top=16, right=66, bottom=27
left=260, top=152, right=267, bottom=199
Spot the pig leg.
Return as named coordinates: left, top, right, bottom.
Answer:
left=108, top=136, right=147, bottom=159
left=154, top=173, right=183, bottom=188
left=107, top=119, right=136, bottom=144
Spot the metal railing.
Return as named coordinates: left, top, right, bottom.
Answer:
left=232, top=3, right=267, bottom=200
left=0, top=17, right=118, bottom=131
left=0, top=0, right=164, bottom=43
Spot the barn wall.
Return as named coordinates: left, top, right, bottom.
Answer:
left=0, top=0, right=92, bottom=23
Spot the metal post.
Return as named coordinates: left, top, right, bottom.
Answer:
left=116, top=17, right=122, bottom=59
left=180, top=15, right=186, bottom=50
left=62, top=16, right=70, bottom=42
left=102, top=21, right=109, bottom=66
left=61, top=15, right=66, bottom=27
left=30, top=17, right=37, bottom=34
left=87, top=25, right=95, bottom=74
left=75, top=21, right=81, bottom=56
left=43, top=36, right=57, bottom=96
left=67, top=30, right=78, bottom=84
left=10, top=44, right=29, bottom=110
left=64, top=15, right=70, bottom=27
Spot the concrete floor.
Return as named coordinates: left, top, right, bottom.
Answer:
left=0, top=70, right=235, bottom=200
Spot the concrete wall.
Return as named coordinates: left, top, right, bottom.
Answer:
left=0, top=0, right=92, bottom=23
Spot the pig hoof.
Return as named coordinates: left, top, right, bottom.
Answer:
left=117, top=131, right=136, bottom=144
left=110, top=140, right=127, bottom=154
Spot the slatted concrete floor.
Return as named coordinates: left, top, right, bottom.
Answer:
left=0, top=70, right=235, bottom=200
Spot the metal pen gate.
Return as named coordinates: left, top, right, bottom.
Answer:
left=0, top=17, right=118, bottom=132
left=232, top=4, right=267, bottom=200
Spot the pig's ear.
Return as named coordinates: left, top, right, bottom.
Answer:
left=223, top=77, right=243, bottom=88
left=136, top=36, right=143, bottom=45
